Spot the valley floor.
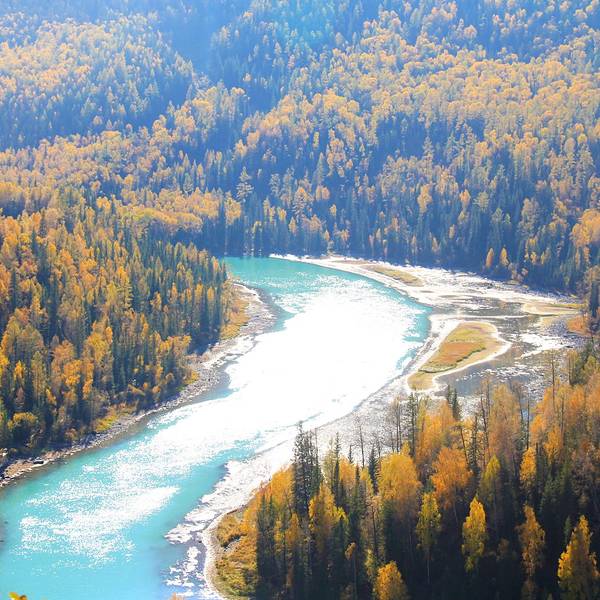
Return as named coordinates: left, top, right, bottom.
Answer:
left=301, top=256, right=582, bottom=397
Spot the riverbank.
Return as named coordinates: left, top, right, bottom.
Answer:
left=205, top=255, right=584, bottom=599
left=0, top=283, right=272, bottom=490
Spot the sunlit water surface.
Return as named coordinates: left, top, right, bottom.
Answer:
left=0, top=258, right=429, bottom=599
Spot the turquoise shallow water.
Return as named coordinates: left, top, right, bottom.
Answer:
left=0, top=257, right=429, bottom=600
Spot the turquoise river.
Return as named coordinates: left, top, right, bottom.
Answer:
left=0, top=257, right=429, bottom=599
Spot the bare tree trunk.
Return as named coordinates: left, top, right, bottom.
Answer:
left=355, top=416, right=365, bottom=468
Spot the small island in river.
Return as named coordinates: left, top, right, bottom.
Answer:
left=408, top=321, right=506, bottom=392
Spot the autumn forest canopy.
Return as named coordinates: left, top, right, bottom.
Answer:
left=0, top=0, right=598, bottom=292
left=218, top=362, right=600, bottom=600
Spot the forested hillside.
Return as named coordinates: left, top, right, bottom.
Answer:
left=0, top=0, right=597, bottom=292
left=0, top=16, right=192, bottom=149
left=215, top=347, right=600, bottom=599
left=0, top=2, right=597, bottom=449
left=0, top=1, right=598, bottom=598
left=0, top=190, right=229, bottom=453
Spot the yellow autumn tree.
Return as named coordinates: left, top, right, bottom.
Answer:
left=519, top=446, right=537, bottom=502
left=378, top=450, right=422, bottom=527
left=519, top=506, right=545, bottom=579
left=432, top=447, right=471, bottom=524
left=518, top=505, right=545, bottom=599
left=309, top=483, right=341, bottom=561
left=488, top=385, right=521, bottom=477
left=416, top=492, right=441, bottom=583
left=462, top=497, right=487, bottom=573
left=415, top=402, right=456, bottom=477
left=478, top=455, right=502, bottom=537
left=374, top=561, right=410, bottom=600
left=558, top=516, right=599, bottom=600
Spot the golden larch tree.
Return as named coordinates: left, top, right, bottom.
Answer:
left=462, top=497, right=487, bottom=573
left=378, top=450, right=422, bottom=527
left=416, top=492, right=441, bottom=584
left=432, top=446, right=471, bottom=525
left=558, top=515, right=599, bottom=600
left=374, top=561, right=410, bottom=600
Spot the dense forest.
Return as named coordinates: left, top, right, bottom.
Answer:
left=0, top=16, right=192, bottom=149
left=0, top=189, right=229, bottom=453
left=0, top=0, right=597, bottom=292
left=0, top=0, right=598, bottom=598
left=216, top=345, right=600, bottom=599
